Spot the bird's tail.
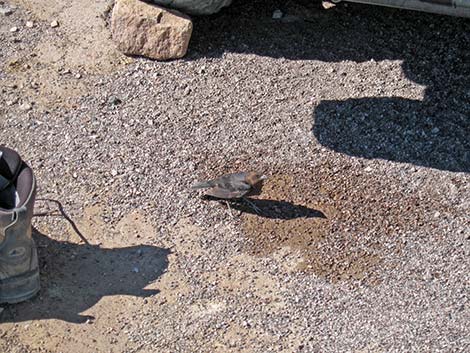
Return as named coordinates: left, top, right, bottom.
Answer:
left=191, top=181, right=213, bottom=189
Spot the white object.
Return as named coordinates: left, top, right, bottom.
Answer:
left=151, top=0, right=232, bottom=15
left=272, top=9, right=283, bottom=19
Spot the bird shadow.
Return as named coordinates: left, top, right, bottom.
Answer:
left=204, top=196, right=326, bottom=219
left=0, top=228, right=170, bottom=324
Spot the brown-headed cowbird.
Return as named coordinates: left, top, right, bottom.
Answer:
left=192, top=172, right=267, bottom=214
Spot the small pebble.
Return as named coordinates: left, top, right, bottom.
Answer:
left=75, top=73, right=81, bottom=79
left=272, top=9, right=283, bottom=19
left=19, top=102, right=32, bottom=111
left=322, top=1, right=336, bottom=9
left=26, top=21, right=34, bottom=28
left=10, top=26, right=18, bottom=32
left=0, top=6, right=15, bottom=16
left=108, top=96, right=122, bottom=106
left=50, top=20, right=59, bottom=28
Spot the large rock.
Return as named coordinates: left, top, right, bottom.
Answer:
left=111, top=0, right=193, bottom=60
left=151, top=0, right=232, bottom=15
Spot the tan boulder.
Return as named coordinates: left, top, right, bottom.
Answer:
left=111, top=0, right=193, bottom=60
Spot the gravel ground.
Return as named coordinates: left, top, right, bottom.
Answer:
left=1, top=0, right=469, bottom=352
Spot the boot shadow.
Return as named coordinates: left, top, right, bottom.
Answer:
left=1, top=229, right=170, bottom=323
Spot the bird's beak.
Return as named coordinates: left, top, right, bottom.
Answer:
left=260, top=175, right=268, bottom=180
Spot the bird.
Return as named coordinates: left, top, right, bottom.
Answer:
left=191, top=172, right=267, bottom=215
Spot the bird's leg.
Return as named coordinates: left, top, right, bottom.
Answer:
left=242, top=198, right=262, bottom=214
left=225, top=200, right=235, bottom=218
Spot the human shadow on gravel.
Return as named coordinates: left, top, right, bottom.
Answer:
left=0, top=229, right=169, bottom=324
left=207, top=197, right=326, bottom=219
left=188, top=0, right=470, bottom=172
left=312, top=97, right=470, bottom=172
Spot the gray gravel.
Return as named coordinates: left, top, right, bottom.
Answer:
left=1, top=0, right=469, bottom=352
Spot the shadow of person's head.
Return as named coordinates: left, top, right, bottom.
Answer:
left=1, top=229, right=170, bottom=323
left=312, top=97, right=470, bottom=172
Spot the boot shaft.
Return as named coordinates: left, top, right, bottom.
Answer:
left=0, top=173, right=36, bottom=279
left=0, top=146, right=39, bottom=303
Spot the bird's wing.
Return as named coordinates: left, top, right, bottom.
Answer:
left=218, top=177, right=252, bottom=192
left=226, top=180, right=252, bottom=191
left=192, top=172, right=246, bottom=190
left=205, top=187, right=248, bottom=199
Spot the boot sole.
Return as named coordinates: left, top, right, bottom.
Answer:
left=0, top=268, right=40, bottom=304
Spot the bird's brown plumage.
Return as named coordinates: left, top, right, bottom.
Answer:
left=191, top=171, right=267, bottom=200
